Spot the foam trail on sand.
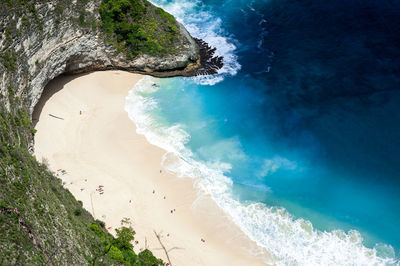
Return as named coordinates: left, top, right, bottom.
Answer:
left=126, top=77, right=398, bottom=265
left=149, top=0, right=241, bottom=85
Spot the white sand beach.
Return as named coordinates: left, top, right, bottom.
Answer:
left=33, top=71, right=270, bottom=265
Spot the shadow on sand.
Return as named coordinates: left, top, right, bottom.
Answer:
left=32, top=73, right=92, bottom=127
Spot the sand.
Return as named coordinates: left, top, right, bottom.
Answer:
left=33, top=71, right=271, bottom=265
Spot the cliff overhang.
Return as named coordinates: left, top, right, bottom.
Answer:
left=0, top=0, right=223, bottom=114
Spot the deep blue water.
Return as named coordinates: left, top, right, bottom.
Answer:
left=127, top=0, right=400, bottom=264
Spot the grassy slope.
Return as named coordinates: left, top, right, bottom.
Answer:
left=99, top=0, right=182, bottom=57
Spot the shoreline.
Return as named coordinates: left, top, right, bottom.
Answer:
left=33, top=71, right=270, bottom=265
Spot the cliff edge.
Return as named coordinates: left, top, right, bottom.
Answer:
left=0, top=0, right=219, bottom=114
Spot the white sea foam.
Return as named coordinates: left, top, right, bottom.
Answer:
left=149, top=0, right=241, bottom=85
left=126, top=77, right=398, bottom=265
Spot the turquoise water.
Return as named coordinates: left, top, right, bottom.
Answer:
left=126, top=0, right=400, bottom=264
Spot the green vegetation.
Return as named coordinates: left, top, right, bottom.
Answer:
left=4, top=0, right=43, bottom=31
left=0, top=97, right=164, bottom=264
left=0, top=50, right=17, bottom=72
left=89, top=221, right=163, bottom=265
left=74, top=208, right=83, bottom=216
left=99, top=0, right=180, bottom=56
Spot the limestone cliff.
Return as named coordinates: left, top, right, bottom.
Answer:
left=0, top=0, right=203, bottom=114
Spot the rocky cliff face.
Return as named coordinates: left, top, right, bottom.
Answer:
left=0, top=0, right=201, bottom=114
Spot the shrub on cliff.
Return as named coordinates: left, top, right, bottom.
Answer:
left=138, top=249, right=164, bottom=266
left=88, top=222, right=163, bottom=265
left=99, top=0, right=180, bottom=56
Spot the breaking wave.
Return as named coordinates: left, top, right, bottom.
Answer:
left=125, top=77, right=398, bottom=265
left=150, top=0, right=241, bottom=85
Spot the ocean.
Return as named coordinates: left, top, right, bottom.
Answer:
left=125, top=0, right=400, bottom=264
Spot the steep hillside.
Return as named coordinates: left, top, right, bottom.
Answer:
left=0, top=0, right=216, bottom=264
